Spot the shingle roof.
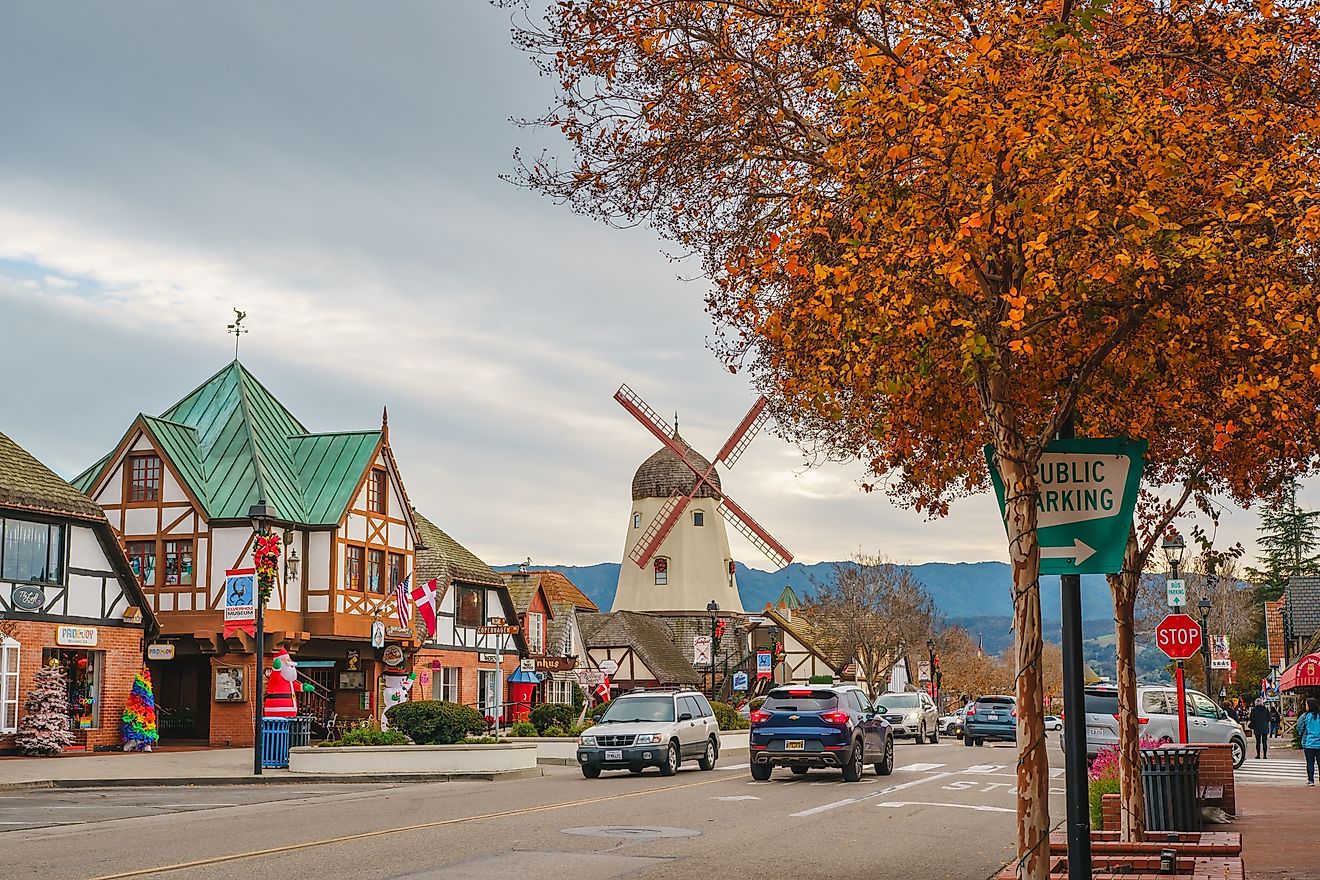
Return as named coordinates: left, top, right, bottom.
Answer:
left=519, top=570, right=598, bottom=612
left=579, top=611, right=701, bottom=684
left=631, top=435, right=721, bottom=500
left=73, top=361, right=382, bottom=526
left=1, top=432, right=108, bottom=522
left=765, top=607, right=848, bottom=669
left=547, top=601, right=577, bottom=656
left=502, top=573, right=541, bottom=615
left=1286, top=576, right=1320, bottom=640
left=413, top=510, right=504, bottom=588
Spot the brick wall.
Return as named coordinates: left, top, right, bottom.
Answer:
left=0, top=620, right=144, bottom=752
left=1102, top=792, right=1122, bottom=831
left=1184, top=742, right=1236, bottom=815
left=208, top=653, right=258, bottom=747
left=411, top=648, right=521, bottom=709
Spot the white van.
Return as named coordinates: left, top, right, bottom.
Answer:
left=1070, top=685, right=1246, bottom=768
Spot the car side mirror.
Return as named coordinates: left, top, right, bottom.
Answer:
left=679, top=712, right=693, bottom=721
left=873, top=705, right=887, bottom=715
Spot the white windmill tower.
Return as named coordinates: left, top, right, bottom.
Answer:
left=611, top=384, right=793, bottom=614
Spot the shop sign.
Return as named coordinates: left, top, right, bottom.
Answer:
left=146, top=643, right=175, bottom=661
left=386, top=626, right=413, bottom=638
left=346, top=649, right=360, bottom=671
left=338, top=671, right=366, bottom=690
left=214, top=666, right=245, bottom=702
left=532, top=657, right=577, bottom=672
left=598, top=659, right=619, bottom=675
left=371, top=621, right=386, bottom=649
left=479, top=653, right=498, bottom=663
left=520, top=659, right=536, bottom=672
left=57, top=626, right=98, bottom=647
left=10, top=584, right=45, bottom=612
left=381, top=645, right=405, bottom=669
left=732, top=671, right=749, bottom=692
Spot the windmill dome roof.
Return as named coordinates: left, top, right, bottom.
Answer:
left=631, top=437, right=722, bottom=500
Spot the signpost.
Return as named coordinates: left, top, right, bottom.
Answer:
left=476, top=618, right=520, bottom=730
left=1156, top=613, right=1203, bottom=743
left=988, top=434, right=1146, bottom=880
left=1165, top=579, right=1186, bottom=608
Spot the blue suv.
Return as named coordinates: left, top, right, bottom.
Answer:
left=749, top=685, right=894, bottom=781
left=963, top=694, right=1017, bottom=746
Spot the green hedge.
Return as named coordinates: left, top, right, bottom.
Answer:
left=509, top=721, right=538, bottom=737
left=711, top=700, right=748, bottom=730
left=319, top=728, right=409, bottom=748
left=530, top=703, right=577, bottom=734
left=809, top=675, right=834, bottom=685
left=1089, top=778, right=1120, bottom=829
left=384, top=700, right=487, bottom=745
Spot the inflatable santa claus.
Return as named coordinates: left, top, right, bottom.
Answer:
left=264, top=648, right=313, bottom=717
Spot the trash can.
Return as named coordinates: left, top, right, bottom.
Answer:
left=260, top=717, right=292, bottom=769
left=289, top=716, right=313, bottom=748
left=1139, top=747, right=1202, bottom=832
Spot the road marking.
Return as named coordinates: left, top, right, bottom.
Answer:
left=789, top=772, right=953, bottom=817
left=963, top=764, right=1006, bottom=774
left=713, top=796, right=760, bottom=801
left=717, top=763, right=749, bottom=771
left=896, top=762, right=945, bottom=772
left=878, top=801, right=1015, bottom=813
left=1050, top=768, right=1065, bottom=778
left=151, top=804, right=239, bottom=809
left=84, top=774, right=734, bottom=880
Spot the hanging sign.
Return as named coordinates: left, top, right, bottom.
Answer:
left=1210, top=635, right=1232, bottom=670
left=10, top=584, right=44, bottom=612
left=346, top=649, right=360, bottom=671
left=732, top=671, right=749, bottom=692
left=693, top=635, right=713, bottom=667
left=597, top=659, right=619, bottom=675
left=371, top=620, right=386, bottom=649
left=146, top=643, right=175, bottom=661
left=756, top=651, right=773, bottom=679
left=382, top=645, right=405, bottom=670
left=222, top=568, right=256, bottom=638
left=1165, top=579, right=1187, bottom=608
left=57, top=626, right=98, bottom=647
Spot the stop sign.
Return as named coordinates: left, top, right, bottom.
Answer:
left=1156, top=613, right=1203, bottom=660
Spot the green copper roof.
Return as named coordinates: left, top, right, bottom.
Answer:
left=79, top=361, right=382, bottom=526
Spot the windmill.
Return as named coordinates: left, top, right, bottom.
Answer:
left=614, top=384, right=793, bottom=573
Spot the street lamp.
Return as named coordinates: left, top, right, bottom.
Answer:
left=1161, top=530, right=1189, bottom=745
left=707, top=600, right=720, bottom=695
left=926, top=639, right=937, bottom=705
left=247, top=499, right=276, bottom=776
left=1197, top=597, right=1212, bottom=694
left=766, top=624, right=780, bottom=685
left=1161, top=532, right=1186, bottom=586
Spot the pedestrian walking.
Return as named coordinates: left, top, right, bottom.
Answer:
left=1269, top=706, right=1281, bottom=738
left=1249, top=699, right=1271, bottom=759
left=1299, top=697, right=1320, bottom=786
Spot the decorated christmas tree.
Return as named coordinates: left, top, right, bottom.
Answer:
left=16, top=663, right=76, bottom=756
left=121, top=667, right=158, bottom=751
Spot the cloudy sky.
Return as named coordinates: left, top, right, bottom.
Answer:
left=0, top=2, right=1297, bottom=571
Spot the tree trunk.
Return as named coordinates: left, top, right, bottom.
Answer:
left=1108, top=530, right=1146, bottom=842
left=998, top=450, right=1051, bottom=880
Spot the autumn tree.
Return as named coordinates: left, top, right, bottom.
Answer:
left=507, top=1, right=1320, bottom=875
left=799, top=553, right=937, bottom=697
left=936, top=626, right=1013, bottom=701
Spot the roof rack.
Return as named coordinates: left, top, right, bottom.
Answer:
left=626, top=686, right=687, bottom=694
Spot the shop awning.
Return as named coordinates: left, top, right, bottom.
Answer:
left=1279, top=652, right=1320, bottom=691
left=508, top=668, right=541, bottom=684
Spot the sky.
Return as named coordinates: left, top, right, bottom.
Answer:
left=0, top=2, right=1303, bottom=570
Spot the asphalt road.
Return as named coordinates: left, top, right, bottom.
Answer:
left=2, top=738, right=1067, bottom=880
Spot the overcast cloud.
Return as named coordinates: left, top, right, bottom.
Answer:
left=0, top=2, right=1301, bottom=570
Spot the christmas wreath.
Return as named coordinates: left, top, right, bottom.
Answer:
left=252, top=529, right=282, bottom=604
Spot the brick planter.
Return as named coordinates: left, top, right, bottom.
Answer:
left=1050, top=830, right=1242, bottom=857
left=996, top=854, right=1243, bottom=879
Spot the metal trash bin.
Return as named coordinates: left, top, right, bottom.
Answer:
left=289, top=716, right=313, bottom=748
left=1140, top=747, right=1202, bottom=832
left=261, top=717, right=292, bottom=769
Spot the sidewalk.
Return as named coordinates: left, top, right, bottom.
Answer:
left=0, top=747, right=257, bottom=788
left=1234, top=748, right=1319, bottom=880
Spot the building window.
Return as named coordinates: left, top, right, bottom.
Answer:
left=456, top=586, right=484, bottom=628
left=127, top=454, right=162, bottom=502
left=527, top=612, right=544, bottom=654
left=367, top=549, right=386, bottom=594
left=478, top=669, right=497, bottom=716
left=693, top=510, right=704, bottom=527
left=367, top=469, right=387, bottom=514
left=0, top=638, right=18, bottom=733
left=0, top=517, right=65, bottom=585
left=163, top=540, right=194, bottom=586
left=125, top=540, right=157, bottom=587
left=344, top=545, right=364, bottom=591
left=545, top=678, right=575, bottom=705
left=632, top=513, right=641, bottom=529
left=432, top=667, right=460, bottom=702
left=654, top=557, right=668, bottom=586
left=42, top=648, right=102, bottom=730
left=388, top=552, right=406, bottom=591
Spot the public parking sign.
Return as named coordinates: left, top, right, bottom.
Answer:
left=1156, top=613, right=1203, bottom=660
left=987, top=438, right=1147, bottom=575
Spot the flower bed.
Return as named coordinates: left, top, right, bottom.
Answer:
left=289, top=742, right=537, bottom=776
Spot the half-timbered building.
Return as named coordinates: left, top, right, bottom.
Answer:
left=71, top=361, right=421, bottom=745
left=0, top=431, right=155, bottom=752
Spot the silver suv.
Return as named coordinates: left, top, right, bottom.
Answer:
left=878, top=691, right=940, bottom=743
left=576, top=688, right=720, bottom=778
left=1073, top=685, right=1247, bottom=768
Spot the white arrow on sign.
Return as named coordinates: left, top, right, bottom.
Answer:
left=1039, top=539, right=1096, bottom=565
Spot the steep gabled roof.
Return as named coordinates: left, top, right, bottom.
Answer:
left=579, top=611, right=701, bottom=685
left=413, top=510, right=504, bottom=588
left=1, top=431, right=108, bottom=522
left=763, top=606, right=848, bottom=670
left=524, top=570, right=598, bottom=612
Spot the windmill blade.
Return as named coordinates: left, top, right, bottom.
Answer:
left=718, top=493, right=794, bottom=570
left=629, top=491, right=695, bottom=568
left=615, top=383, right=719, bottom=486
left=716, top=396, right=770, bottom=468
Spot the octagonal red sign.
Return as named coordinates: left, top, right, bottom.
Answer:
left=1156, top=613, right=1203, bottom=660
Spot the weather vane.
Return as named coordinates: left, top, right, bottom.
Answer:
left=227, top=308, right=248, bottom=359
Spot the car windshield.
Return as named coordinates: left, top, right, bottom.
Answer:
left=599, top=696, right=675, bottom=723
left=1084, top=691, right=1119, bottom=715
left=762, top=689, right=838, bottom=712
left=881, top=694, right=921, bottom=709
left=976, top=697, right=1014, bottom=708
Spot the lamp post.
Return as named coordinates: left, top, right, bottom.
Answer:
left=706, top=600, right=719, bottom=695
left=247, top=499, right=276, bottom=776
left=1162, top=531, right=1189, bottom=743
left=766, top=624, right=780, bottom=685
left=1197, top=597, right=1212, bottom=695
left=926, top=638, right=937, bottom=706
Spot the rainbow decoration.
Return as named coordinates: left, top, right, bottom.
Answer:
left=120, top=667, right=158, bottom=750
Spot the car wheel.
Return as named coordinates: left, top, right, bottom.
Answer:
left=698, top=737, right=717, bottom=771
left=976, top=738, right=985, bottom=747
left=1230, top=737, right=1246, bottom=769
left=841, top=740, right=864, bottom=782
left=928, top=725, right=939, bottom=744
left=582, top=765, right=601, bottom=779
left=964, top=733, right=974, bottom=747
left=750, top=762, right=773, bottom=781
left=917, top=723, right=927, bottom=744
left=875, top=736, right=895, bottom=776
left=791, top=766, right=809, bottom=776
left=658, top=741, right=679, bottom=777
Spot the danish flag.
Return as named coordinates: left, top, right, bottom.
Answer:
left=410, top=576, right=441, bottom=638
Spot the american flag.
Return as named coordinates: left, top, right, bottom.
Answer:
left=394, top=574, right=413, bottom=629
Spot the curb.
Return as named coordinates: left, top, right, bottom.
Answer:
left=537, top=747, right=748, bottom=767
left=0, top=767, right=543, bottom=790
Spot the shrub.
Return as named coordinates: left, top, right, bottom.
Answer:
left=1089, top=777, right=1121, bottom=828
left=319, top=728, right=409, bottom=748
left=530, top=703, right=576, bottom=734
left=543, top=724, right=567, bottom=737
left=809, top=675, right=834, bottom=685
left=385, top=700, right=486, bottom=745
left=748, top=696, right=766, bottom=711
left=460, top=736, right=499, bottom=744
left=710, top=700, right=748, bottom=730
left=509, top=721, right=538, bottom=738
left=572, top=683, right=586, bottom=713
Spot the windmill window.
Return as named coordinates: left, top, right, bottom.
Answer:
left=654, top=557, right=668, bottom=586
left=693, top=511, right=704, bottom=527
left=127, top=454, right=161, bottom=503
left=632, top=513, right=641, bottom=529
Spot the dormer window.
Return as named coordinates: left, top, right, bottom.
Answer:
left=654, top=557, right=668, bottom=585
left=368, top=469, right=387, bottom=514
left=127, top=454, right=161, bottom=502
left=693, top=511, right=704, bottom=527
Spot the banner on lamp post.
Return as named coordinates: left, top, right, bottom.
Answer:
left=1210, top=635, right=1231, bottom=670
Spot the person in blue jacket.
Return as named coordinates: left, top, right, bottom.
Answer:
left=1299, top=697, right=1320, bottom=786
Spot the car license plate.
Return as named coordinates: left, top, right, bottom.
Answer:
left=785, top=740, right=805, bottom=750
left=1087, top=727, right=1106, bottom=738
left=987, top=715, right=1000, bottom=721
left=605, top=750, right=623, bottom=761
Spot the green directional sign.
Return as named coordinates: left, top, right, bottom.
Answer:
left=985, top=438, right=1147, bottom=576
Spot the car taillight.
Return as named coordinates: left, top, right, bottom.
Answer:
left=966, top=706, right=976, bottom=715
left=750, top=710, right=771, bottom=724
left=787, top=689, right=814, bottom=696
left=1011, top=709, right=1017, bottom=718
left=820, top=711, right=851, bottom=724
left=1111, top=714, right=1151, bottom=725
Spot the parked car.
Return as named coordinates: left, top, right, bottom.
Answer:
left=877, top=691, right=940, bottom=743
left=939, top=707, right=967, bottom=737
left=1067, top=685, right=1247, bottom=768
left=748, top=684, right=894, bottom=782
left=576, top=688, right=720, bottom=778
left=964, top=695, right=1017, bottom=746
left=1045, top=715, right=1063, bottom=731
